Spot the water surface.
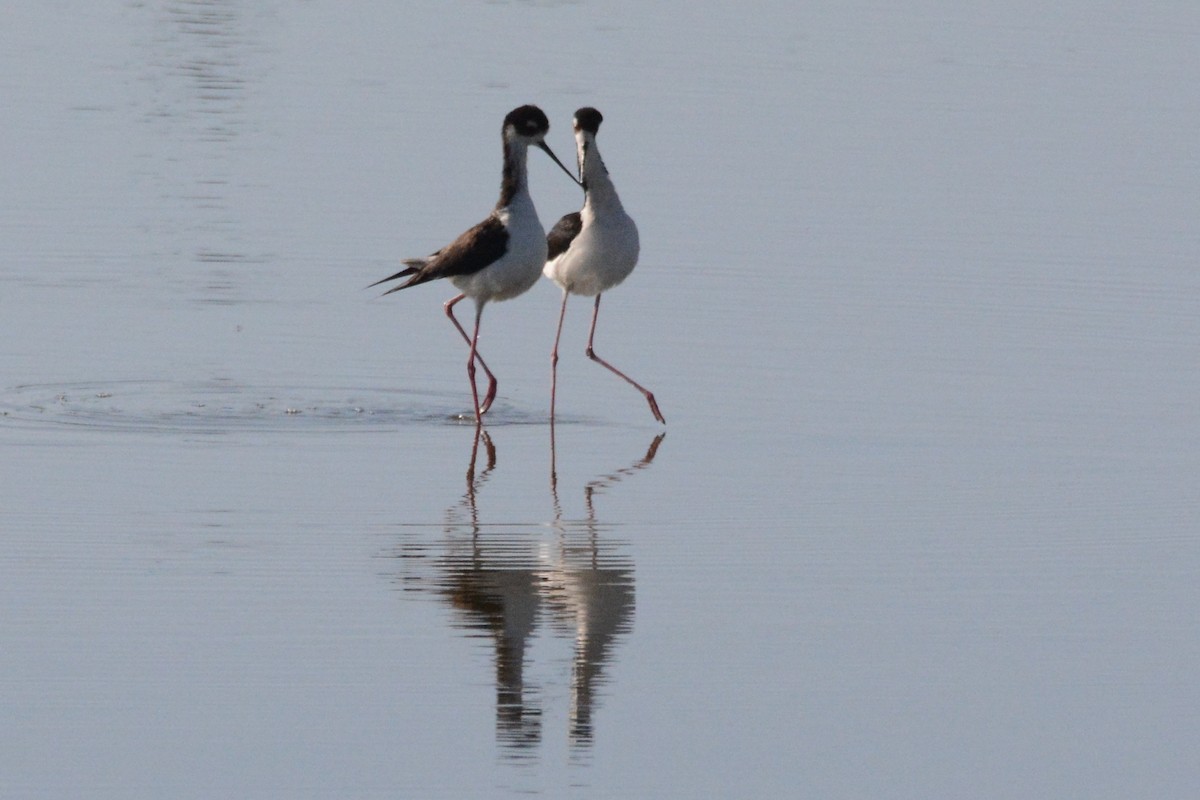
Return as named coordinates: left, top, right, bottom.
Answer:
left=3, top=1, right=1199, bottom=798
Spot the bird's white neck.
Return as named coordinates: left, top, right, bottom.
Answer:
left=578, top=136, right=625, bottom=214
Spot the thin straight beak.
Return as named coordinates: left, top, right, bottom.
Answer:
left=537, top=141, right=583, bottom=187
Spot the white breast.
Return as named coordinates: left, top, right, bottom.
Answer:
left=452, top=196, right=548, bottom=303
left=545, top=206, right=640, bottom=297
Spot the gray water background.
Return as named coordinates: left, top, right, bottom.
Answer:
left=3, top=1, right=1199, bottom=797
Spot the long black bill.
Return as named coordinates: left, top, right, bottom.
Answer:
left=537, top=141, right=583, bottom=187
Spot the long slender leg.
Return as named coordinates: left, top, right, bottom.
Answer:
left=468, top=302, right=499, bottom=416
left=444, top=295, right=498, bottom=418
left=586, top=294, right=665, bottom=424
left=549, top=289, right=570, bottom=422
left=549, top=415, right=560, bottom=516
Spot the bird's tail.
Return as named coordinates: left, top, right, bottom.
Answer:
left=367, top=257, right=430, bottom=293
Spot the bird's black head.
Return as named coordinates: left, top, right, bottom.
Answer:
left=573, top=107, right=603, bottom=135
left=499, top=104, right=580, bottom=189
left=503, top=105, right=551, bottom=140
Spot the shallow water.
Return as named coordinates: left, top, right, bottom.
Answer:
left=4, top=1, right=1200, bottom=798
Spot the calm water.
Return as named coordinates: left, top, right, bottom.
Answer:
left=3, top=1, right=1199, bottom=797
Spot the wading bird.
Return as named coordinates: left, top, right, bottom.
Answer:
left=371, top=105, right=579, bottom=423
left=544, top=108, right=664, bottom=424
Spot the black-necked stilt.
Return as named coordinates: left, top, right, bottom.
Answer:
left=371, top=104, right=578, bottom=424
left=544, top=108, right=664, bottom=424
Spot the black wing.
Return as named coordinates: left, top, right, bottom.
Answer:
left=546, top=211, right=582, bottom=261
left=373, top=215, right=509, bottom=295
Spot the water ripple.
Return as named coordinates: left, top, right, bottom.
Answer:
left=0, top=380, right=563, bottom=434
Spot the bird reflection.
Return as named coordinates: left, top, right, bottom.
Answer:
left=438, top=427, right=543, bottom=750
left=394, top=426, right=664, bottom=758
left=547, top=427, right=664, bottom=748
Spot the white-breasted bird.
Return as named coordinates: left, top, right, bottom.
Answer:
left=371, top=105, right=578, bottom=424
left=544, top=107, right=664, bottom=424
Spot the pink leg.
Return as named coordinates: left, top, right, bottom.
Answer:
left=549, top=290, right=569, bottom=422
left=444, top=295, right=497, bottom=420
left=586, top=295, right=665, bottom=424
